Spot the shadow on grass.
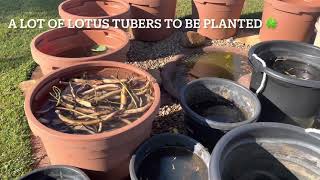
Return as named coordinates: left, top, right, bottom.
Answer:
left=0, top=0, right=61, bottom=20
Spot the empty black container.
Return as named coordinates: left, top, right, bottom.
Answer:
left=249, top=41, right=320, bottom=128
left=129, top=133, right=210, bottom=180
left=19, top=165, right=90, bottom=180
left=180, top=78, right=261, bottom=150
left=210, top=122, right=320, bottom=180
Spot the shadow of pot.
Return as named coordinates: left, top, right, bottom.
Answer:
left=24, top=61, right=161, bottom=179
left=30, top=27, right=130, bottom=74
left=58, top=0, right=131, bottom=29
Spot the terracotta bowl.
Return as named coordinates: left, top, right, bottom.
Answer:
left=24, top=61, right=160, bottom=179
left=59, top=0, right=131, bottom=27
left=30, top=27, right=130, bottom=74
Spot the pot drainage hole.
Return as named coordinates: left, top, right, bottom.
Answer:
left=137, top=146, right=208, bottom=180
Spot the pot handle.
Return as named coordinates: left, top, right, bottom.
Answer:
left=305, top=128, right=320, bottom=141
left=252, top=54, right=267, bottom=95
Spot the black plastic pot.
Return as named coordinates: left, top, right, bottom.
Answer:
left=180, top=78, right=261, bottom=150
left=129, top=133, right=210, bottom=180
left=19, top=165, right=90, bottom=180
left=210, top=122, right=320, bottom=180
left=249, top=41, right=320, bottom=128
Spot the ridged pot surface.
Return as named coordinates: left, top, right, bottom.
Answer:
left=24, top=61, right=161, bottom=179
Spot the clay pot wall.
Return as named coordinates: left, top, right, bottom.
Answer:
left=31, top=27, right=130, bottom=74
left=24, top=61, right=161, bottom=179
left=259, top=0, right=320, bottom=42
left=193, top=0, right=245, bottom=40
left=125, top=0, right=177, bottom=41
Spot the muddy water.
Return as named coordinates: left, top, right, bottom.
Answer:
left=188, top=51, right=245, bottom=80
left=137, top=147, right=208, bottom=180
left=272, top=59, right=320, bottom=81
left=190, top=98, right=246, bottom=123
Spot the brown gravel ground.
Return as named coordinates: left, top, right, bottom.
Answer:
left=32, top=29, right=253, bottom=168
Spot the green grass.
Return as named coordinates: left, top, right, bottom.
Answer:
left=0, top=0, right=61, bottom=179
left=0, top=0, right=263, bottom=178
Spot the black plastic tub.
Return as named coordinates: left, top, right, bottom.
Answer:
left=210, top=122, right=320, bottom=180
left=249, top=41, right=320, bottom=128
left=180, top=78, right=261, bottom=150
left=129, top=133, right=210, bottom=180
left=19, top=165, right=90, bottom=180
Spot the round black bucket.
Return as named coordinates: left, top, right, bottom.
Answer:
left=129, top=133, right=210, bottom=180
left=19, top=165, right=90, bottom=180
left=210, top=122, right=320, bottom=180
left=249, top=41, right=320, bottom=128
left=180, top=77, right=261, bottom=150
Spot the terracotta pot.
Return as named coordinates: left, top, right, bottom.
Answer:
left=30, top=27, right=130, bottom=75
left=315, top=17, right=320, bottom=47
left=125, top=0, right=177, bottom=41
left=59, top=0, right=131, bottom=28
left=24, top=61, right=161, bottom=179
left=260, top=0, right=320, bottom=42
left=193, top=0, right=245, bottom=40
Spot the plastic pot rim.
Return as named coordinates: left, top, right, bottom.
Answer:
left=58, top=0, right=130, bottom=20
left=129, top=133, right=211, bottom=180
left=19, top=165, right=90, bottom=180
left=249, top=40, right=320, bottom=89
left=264, top=0, right=320, bottom=14
left=209, top=122, right=320, bottom=180
left=30, top=27, right=129, bottom=63
left=180, top=77, right=261, bottom=131
left=24, top=61, right=161, bottom=141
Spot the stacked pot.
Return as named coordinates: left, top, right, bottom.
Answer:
left=26, top=0, right=163, bottom=179
left=124, top=0, right=177, bottom=41
left=192, top=0, right=245, bottom=39
left=31, top=0, right=131, bottom=75
left=259, top=0, right=320, bottom=42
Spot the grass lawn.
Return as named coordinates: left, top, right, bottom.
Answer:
left=0, top=0, right=263, bottom=178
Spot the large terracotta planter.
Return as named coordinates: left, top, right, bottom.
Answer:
left=125, top=0, right=177, bottom=41
left=193, top=0, right=245, bottom=40
left=260, top=0, right=320, bottom=42
left=24, top=61, right=161, bottom=179
left=315, top=17, right=320, bottom=47
left=30, top=27, right=130, bottom=74
left=59, top=0, right=131, bottom=28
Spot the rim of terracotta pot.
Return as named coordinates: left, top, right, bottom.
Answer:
left=24, top=61, right=161, bottom=141
left=59, top=0, right=130, bottom=20
left=30, top=27, right=129, bottom=63
left=265, top=0, right=320, bottom=14
left=193, top=0, right=243, bottom=5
